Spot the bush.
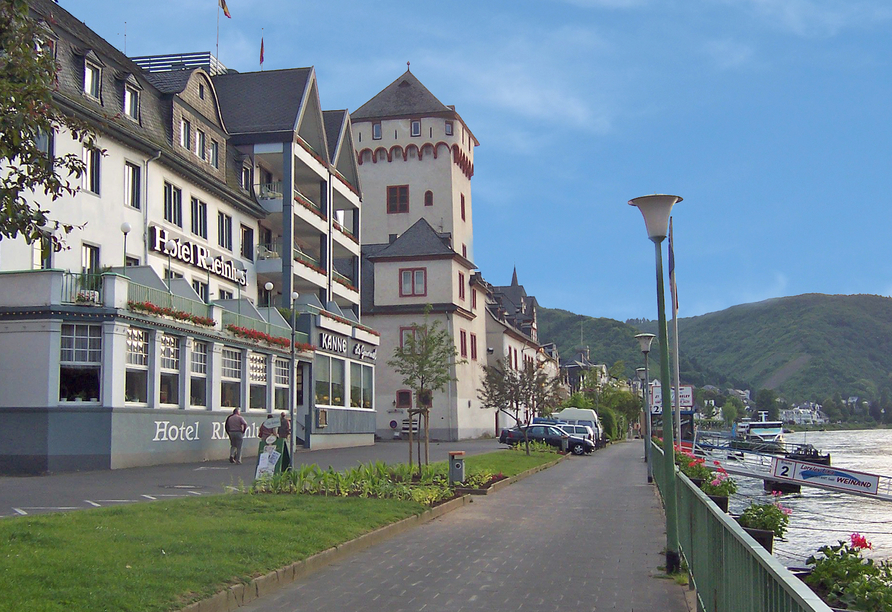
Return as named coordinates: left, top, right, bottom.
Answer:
left=737, top=496, right=791, bottom=538
left=806, top=534, right=892, bottom=611
left=699, top=466, right=738, bottom=496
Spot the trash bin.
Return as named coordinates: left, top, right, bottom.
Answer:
left=448, top=451, right=465, bottom=485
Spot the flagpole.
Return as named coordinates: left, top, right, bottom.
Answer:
left=669, top=217, right=683, bottom=445
left=216, top=4, right=220, bottom=60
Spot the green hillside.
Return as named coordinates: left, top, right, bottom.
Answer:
left=538, top=294, right=892, bottom=403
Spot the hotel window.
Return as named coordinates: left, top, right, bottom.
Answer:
left=396, top=389, right=412, bottom=408
left=82, top=146, right=101, bottom=194
left=221, top=347, right=242, bottom=408
left=424, top=190, right=433, bottom=207
left=123, top=85, right=139, bottom=120
left=36, top=232, right=52, bottom=270
left=81, top=243, right=100, bottom=275
left=198, top=83, right=205, bottom=99
left=190, top=341, right=208, bottom=406
left=210, top=140, right=219, bottom=168
left=387, top=185, right=409, bottom=214
left=219, top=288, right=233, bottom=300
left=124, top=162, right=140, bottom=209
left=445, top=121, right=453, bottom=136
left=181, top=119, right=191, bottom=149
left=36, top=128, right=54, bottom=162
left=460, top=330, right=468, bottom=358
left=218, top=212, right=232, bottom=250
left=241, top=166, right=251, bottom=190
left=159, top=334, right=180, bottom=406
left=471, top=288, right=477, bottom=310
left=462, top=244, right=467, bottom=259
left=274, top=359, right=290, bottom=411
left=196, top=129, right=206, bottom=160
left=411, top=120, right=421, bottom=137
left=458, top=272, right=465, bottom=300
left=372, top=122, right=382, bottom=140
left=163, top=182, right=182, bottom=227
left=84, top=62, right=100, bottom=99
left=399, top=268, right=426, bottom=297
left=460, top=194, right=466, bottom=220
left=191, top=198, right=207, bottom=238
left=125, top=327, right=148, bottom=403
left=192, top=279, right=208, bottom=303
left=249, top=353, right=267, bottom=410
left=350, top=362, right=374, bottom=409
left=60, top=323, right=101, bottom=402
left=470, top=333, right=478, bottom=360
left=241, top=225, right=254, bottom=261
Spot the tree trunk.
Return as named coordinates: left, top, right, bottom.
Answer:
left=407, top=409, right=414, bottom=472
left=424, top=409, right=430, bottom=465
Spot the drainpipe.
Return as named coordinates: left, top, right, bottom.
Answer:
left=143, top=151, right=162, bottom=262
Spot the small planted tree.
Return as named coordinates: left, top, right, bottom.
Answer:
left=388, top=306, right=465, bottom=470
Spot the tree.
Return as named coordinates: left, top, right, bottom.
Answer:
left=721, top=401, right=739, bottom=424
left=608, top=360, right=626, bottom=380
left=754, top=388, right=779, bottom=420
left=388, top=307, right=464, bottom=469
left=1, top=0, right=98, bottom=251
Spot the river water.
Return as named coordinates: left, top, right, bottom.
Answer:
left=725, top=429, right=892, bottom=567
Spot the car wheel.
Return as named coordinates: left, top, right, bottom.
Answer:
left=571, top=442, right=585, bottom=455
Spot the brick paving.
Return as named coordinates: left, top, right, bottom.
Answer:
left=240, top=440, right=689, bottom=612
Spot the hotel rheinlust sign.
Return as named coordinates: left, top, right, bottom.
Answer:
left=150, top=226, right=247, bottom=286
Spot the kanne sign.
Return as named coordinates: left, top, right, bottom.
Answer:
left=649, top=384, right=693, bottom=412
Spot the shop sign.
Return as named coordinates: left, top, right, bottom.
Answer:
left=650, top=384, right=693, bottom=411
left=771, top=458, right=880, bottom=495
left=150, top=225, right=247, bottom=286
left=152, top=419, right=259, bottom=442
left=353, top=343, right=378, bottom=361
left=320, top=332, right=348, bottom=354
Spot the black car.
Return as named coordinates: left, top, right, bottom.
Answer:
left=498, top=424, right=595, bottom=455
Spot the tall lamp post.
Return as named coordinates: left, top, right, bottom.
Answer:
left=120, top=222, right=131, bottom=267
left=289, top=291, right=299, bottom=451
left=635, top=333, right=656, bottom=482
left=629, top=193, right=682, bottom=573
left=164, top=238, right=177, bottom=293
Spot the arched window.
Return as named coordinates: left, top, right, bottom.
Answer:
left=424, top=190, right=433, bottom=207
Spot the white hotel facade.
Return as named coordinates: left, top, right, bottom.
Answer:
left=0, top=0, right=377, bottom=474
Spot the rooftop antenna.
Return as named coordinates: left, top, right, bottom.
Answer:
left=123, top=22, right=126, bottom=55
left=407, top=61, right=410, bottom=72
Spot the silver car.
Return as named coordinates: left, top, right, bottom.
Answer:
left=557, top=424, right=595, bottom=444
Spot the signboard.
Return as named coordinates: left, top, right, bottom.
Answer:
left=150, top=226, right=247, bottom=286
left=319, top=332, right=348, bottom=354
left=770, top=458, right=880, bottom=496
left=650, top=385, right=694, bottom=412
left=255, top=436, right=287, bottom=479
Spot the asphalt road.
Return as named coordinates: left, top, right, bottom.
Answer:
left=0, top=438, right=501, bottom=518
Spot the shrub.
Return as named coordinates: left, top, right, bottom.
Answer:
left=737, top=494, right=791, bottom=538
left=699, top=465, right=738, bottom=496
left=806, top=533, right=892, bottom=611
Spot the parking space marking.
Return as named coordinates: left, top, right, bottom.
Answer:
left=194, top=467, right=229, bottom=471
left=13, top=507, right=80, bottom=514
left=142, top=495, right=157, bottom=500
left=188, top=491, right=202, bottom=496
left=12, top=508, right=26, bottom=515
left=94, top=499, right=139, bottom=504
left=84, top=500, right=101, bottom=507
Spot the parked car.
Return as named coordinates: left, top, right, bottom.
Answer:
left=498, top=425, right=595, bottom=455
left=556, top=424, right=596, bottom=445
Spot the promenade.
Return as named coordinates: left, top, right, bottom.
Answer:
left=238, top=440, right=690, bottom=612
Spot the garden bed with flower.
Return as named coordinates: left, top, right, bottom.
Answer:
left=127, top=300, right=215, bottom=327
left=802, top=533, right=892, bottom=612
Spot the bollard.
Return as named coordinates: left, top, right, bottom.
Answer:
left=448, top=451, right=465, bottom=485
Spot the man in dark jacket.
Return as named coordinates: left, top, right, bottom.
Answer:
left=224, top=407, right=248, bottom=464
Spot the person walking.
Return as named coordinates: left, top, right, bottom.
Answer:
left=224, top=407, right=248, bottom=464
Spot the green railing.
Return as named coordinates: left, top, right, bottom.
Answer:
left=294, top=188, right=325, bottom=217
left=127, top=281, right=211, bottom=318
left=332, top=270, right=356, bottom=290
left=61, top=272, right=104, bottom=305
left=651, top=442, right=831, bottom=612
left=293, top=248, right=323, bottom=271
left=221, top=311, right=309, bottom=346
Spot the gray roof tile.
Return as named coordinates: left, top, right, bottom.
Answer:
left=352, top=70, right=451, bottom=120
left=368, top=218, right=454, bottom=259
left=212, top=68, right=312, bottom=134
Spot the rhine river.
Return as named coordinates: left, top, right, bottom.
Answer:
left=726, top=429, right=892, bottom=567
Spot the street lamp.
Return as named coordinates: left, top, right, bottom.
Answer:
left=264, top=281, right=274, bottom=307
left=629, top=193, right=682, bottom=574
left=164, top=238, right=177, bottom=292
left=635, top=333, right=656, bottom=483
left=289, top=291, right=299, bottom=452
left=232, top=260, right=246, bottom=319
left=204, top=255, right=214, bottom=304
left=120, top=222, right=131, bottom=267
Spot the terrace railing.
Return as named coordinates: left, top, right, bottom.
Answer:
left=221, top=311, right=309, bottom=346
left=651, top=442, right=831, bottom=612
left=127, top=281, right=211, bottom=319
left=61, top=272, right=104, bottom=305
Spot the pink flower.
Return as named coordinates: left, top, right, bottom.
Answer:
left=851, top=533, right=872, bottom=550
left=711, top=478, right=721, bottom=486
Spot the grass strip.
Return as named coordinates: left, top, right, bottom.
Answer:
left=461, top=449, right=559, bottom=477
left=0, top=495, right=423, bottom=612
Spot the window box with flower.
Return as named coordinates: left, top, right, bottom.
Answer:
left=699, top=464, right=737, bottom=512
left=735, top=493, right=792, bottom=553
left=804, top=533, right=892, bottom=612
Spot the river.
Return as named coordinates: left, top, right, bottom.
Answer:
left=726, top=428, right=892, bottom=567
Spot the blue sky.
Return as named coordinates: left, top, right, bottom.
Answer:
left=70, top=0, right=892, bottom=321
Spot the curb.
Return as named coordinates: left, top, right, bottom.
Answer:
left=178, top=453, right=566, bottom=612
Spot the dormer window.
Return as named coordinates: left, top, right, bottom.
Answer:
left=210, top=140, right=219, bottom=169
left=196, top=129, right=206, bottom=160
left=123, top=85, right=139, bottom=120
left=241, top=166, right=252, bottom=190
left=199, top=83, right=205, bottom=100
left=84, top=62, right=101, bottom=99
left=445, top=121, right=453, bottom=136
left=181, top=119, right=191, bottom=149
left=410, top=120, right=421, bottom=137
left=372, top=122, right=382, bottom=140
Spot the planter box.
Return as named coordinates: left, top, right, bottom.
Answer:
left=742, top=526, right=774, bottom=553
left=707, top=494, right=729, bottom=512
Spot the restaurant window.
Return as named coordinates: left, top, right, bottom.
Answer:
left=274, top=358, right=289, bottom=411
left=350, top=362, right=374, bottom=409
left=249, top=353, right=267, bottom=410
left=191, top=341, right=207, bottom=407
left=315, top=355, right=330, bottom=405
left=125, top=327, right=148, bottom=403
left=159, top=334, right=180, bottom=406
left=396, top=389, right=412, bottom=408
left=221, top=347, right=242, bottom=408
left=60, top=324, right=101, bottom=402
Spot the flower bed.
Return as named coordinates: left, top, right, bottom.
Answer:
left=805, top=533, right=892, bottom=611
left=737, top=492, right=791, bottom=538
left=699, top=463, right=738, bottom=496
left=127, top=300, right=215, bottom=327
left=225, top=324, right=315, bottom=352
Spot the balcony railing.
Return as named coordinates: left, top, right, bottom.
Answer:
left=294, top=189, right=325, bottom=219
left=293, top=248, right=324, bottom=274
left=127, top=281, right=212, bottom=319
left=332, top=270, right=356, bottom=291
left=257, top=242, right=282, bottom=260
left=61, top=272, right=104, bottom=305
left=651, top=443, right=831, bottom=612
left=256, top=181, right=284, bottom=200
left=221, top=311, right=309, bottom=346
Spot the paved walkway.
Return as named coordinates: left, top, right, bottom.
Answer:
left=241, top=441, right=690, bottom=612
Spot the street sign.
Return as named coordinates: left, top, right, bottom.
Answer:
left=650, top=385, right=693, bottom=411
left=770, top=458, right=880, bottom=496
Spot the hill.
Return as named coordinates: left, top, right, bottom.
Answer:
left=537, top=294, right=892, bottom=403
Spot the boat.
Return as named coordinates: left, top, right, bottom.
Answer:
left=785, top=443, right=831, bottom=466
left=731, top=413, right=785, bottom=453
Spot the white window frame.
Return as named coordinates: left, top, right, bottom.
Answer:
left=124, top=162, right=140, bottom=209
left=410, top=120, right=421, bottom=137
left=84, top=62, right=100, bottom=99
left=124, top=85, right=139, bottom=120
left=196, top=129, right=206, bottom=160
left=181, top=119, right=191, bottom=149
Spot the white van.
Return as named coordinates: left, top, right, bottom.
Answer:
left=554, top=408, right=603, bottom=442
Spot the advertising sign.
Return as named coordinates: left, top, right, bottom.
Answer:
left=770, top=458, right=880, bottom=496
left=649, top=385, right=694, bottom=413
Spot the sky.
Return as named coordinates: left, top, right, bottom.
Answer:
left=69, top=0, right=892, bottom=321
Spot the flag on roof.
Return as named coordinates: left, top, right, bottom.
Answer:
left=219, top=0, right=231, bottom=18
left=260, top=37, right=264, bottom=66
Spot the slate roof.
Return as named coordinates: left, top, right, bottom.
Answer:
left=144, top=70, right=193, bottom=94
left=367, top=218, right=454, bottom=259
left=323, top=110, right=347, bottom=163
left=212, top=68, right=312, bottom=135
left=352, top=70, right=452, bottom=120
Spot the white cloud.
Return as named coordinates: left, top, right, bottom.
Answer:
left=702, top=39, right=755, bottom=70
left=718, top=0, right=892, bottom=37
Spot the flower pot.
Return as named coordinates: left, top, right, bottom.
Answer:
left=689, top=477, right=704, bottom=487
left=707, top=494, right=729, bottom=512
left=742, top=526, right=774, bottom=553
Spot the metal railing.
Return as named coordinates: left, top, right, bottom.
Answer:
left=221, top=311, right=309, bottom=346
left=61, top=272, right=104, bottom=305
left=294, top=188, right=325, bottom=217
left=651, top=442, right=832, bottom=612
left=256, top=181, right=283, bottom=200
left=257, top=242, right=281, bottom=260
left=332, top=270, right=356, bottom=290
left=293, top=248, right=323, bottom=271
left=127, top=281, right=211, bottom=319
